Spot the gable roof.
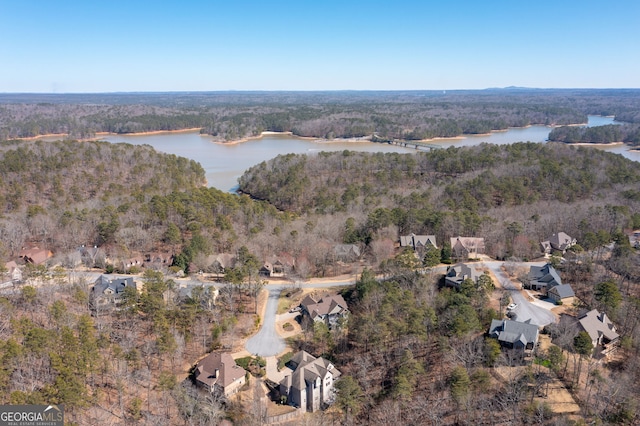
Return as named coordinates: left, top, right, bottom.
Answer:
left=446, top=263, right=482, bottom=282
left=400, top=234, right=437, bottom=249
left=195, top=352, right=245, bottom=390
left=93, top=275, right=135, bottom=296
left=489, top=319, right=539, bottom=346
left=528, top=263, right=562, bottom=288
left=19, top=247, right=53, bottom=265
left=450, top=236, right=485, bottom=253
left=301, top=294, right=348, bottom=320
left=578, top=309, right=619, bottom=344
left=281, top=350, right=341, bottom=392
left=548, top=284, right=575, bottom=299
left=333, top=244, right=361, bottom=258
left=541, top=232, right=576, bottom=252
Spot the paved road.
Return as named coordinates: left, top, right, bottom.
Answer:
left=244, top=278, right=356, bottom=357
left=245, top=285, right=287, bottom=357
left=483, top=261, right=556, bottom=327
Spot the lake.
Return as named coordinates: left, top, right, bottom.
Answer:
left=97, top=116, right=640, bottom=192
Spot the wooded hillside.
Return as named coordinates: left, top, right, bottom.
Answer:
left=3, top=89, right=640, bottom=143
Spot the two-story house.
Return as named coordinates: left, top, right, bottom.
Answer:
left=279, top=351, right=341, bottom=412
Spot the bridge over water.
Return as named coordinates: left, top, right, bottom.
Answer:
left=372, top=138, right=443, bottom=151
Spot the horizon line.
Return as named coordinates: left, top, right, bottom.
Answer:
left=2, top=87, right=640, bottom=95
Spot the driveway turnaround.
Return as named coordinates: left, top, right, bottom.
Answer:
left=484, top=261, right=556, bottom=327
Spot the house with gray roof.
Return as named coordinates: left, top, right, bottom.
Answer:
left=578, top=309, right=619, bottom=355
left=400, top=234, right=437, bottom=251
left=333, top=244, right=361, bottom=262
left=547, top=284, right=575, bottom=304
left=194, top=352, right=246, bottom=397
left=445, top=263, right=482, bottom=289
left=279, top=351, right=340, bottom=412
left=540, top=232, right=576, bottom=254
left=525, top=263, right=562, bottom=292
left=489, top=319, right=540, bottom=362
left=90, top=275, right=136, bottom=310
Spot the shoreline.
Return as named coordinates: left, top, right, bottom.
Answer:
left=94, top=127, right=203, bottom=137
left=214, top=131, right=468, bottom=146
left=15, top=127, right=205, bottom=141
left=11, top=117, right=623, bottom=147
left=566, top=141, right=626, bottom=147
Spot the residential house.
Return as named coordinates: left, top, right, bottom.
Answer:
left=19, top=247, right=53, bottom=265
left=279, top=351, right=341, bottom=412
left=578, top=309, right=619, bottom=355
left=145, top=252, right=174, bottom=269
left=525, top=263, right=562, bottom=292
left=450, top=236, right=485, bottom=260
left=209, top=253, right=236, bottom=274
left=540, top=232, right=577, bottom=254
left=1, top=261, right=22, bottom=289
left=445, top=263, right=482, bottom=289
left=400, top=234, right=437, bottom=253
left=260, top=255, right=295, bottom=278
left=333, top=244, right=361, bottom=262
left=194, top=352, right=246, bottom=397
left=300, top=294, right=348, bottom=328
left=5, top=261, right=22, bottom=282
left=547, top=284, right=575, bottom=304
left=489, top=319, right=540, bottom=361
left=123, top=257, right=143, bottom=270
left=90, top=275, right=136, bottom=310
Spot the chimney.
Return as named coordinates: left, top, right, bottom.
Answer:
left=214, top=368, right=219, bottom=378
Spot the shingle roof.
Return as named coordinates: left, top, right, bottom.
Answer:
left=549, top=284, right=575, bottom=299
left=93, top=275, right=135, bottom=295
left=529, top=264, right=562, bottom=288
left=195, top=352, right=245, bottom=389
left=489, top=319, right=539, bottom=346
left=301, top=294, right=348, bottom=320
left=578, top=309, right=619, bottom=344
left=400, top=234, right=437, bottom=249
left=281, top=351, right=341, bottom=392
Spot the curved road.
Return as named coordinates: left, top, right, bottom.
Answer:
left=483, top=261, right=556, bottom=327
left=245, top=279, right=354, bottom=357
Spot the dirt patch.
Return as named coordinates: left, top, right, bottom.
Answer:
left=493, top=365, right=580, bottom=414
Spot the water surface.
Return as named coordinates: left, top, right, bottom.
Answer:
left=97, top=116, right=639, bottom=191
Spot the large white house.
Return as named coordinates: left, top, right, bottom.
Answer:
left=279, top=351, right=341, bottom=412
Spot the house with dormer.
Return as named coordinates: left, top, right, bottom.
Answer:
left=450, top=236, right=485, bottom=261
left=400, top=234, right=438, bottom=257
left=90, top=275, right=136, bottom=310
left=279, top=351, right=341, bottom=412
left=525, top=263, right=562, bottom=292
left=577, top=309, right=619, bottom=356
left=489, top=319, right=540, bottom=362
left=445, top=263, right=482, bottom=289
left=299, top=294, right=349, bottom=328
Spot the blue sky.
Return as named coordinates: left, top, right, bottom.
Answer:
left=1, top=0, right=639, bottom=92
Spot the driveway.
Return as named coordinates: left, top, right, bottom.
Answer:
left=245, top=285, right=287, bottom=357
left=483, top=261, right=556, bottom=327
left=244, top=277, right=357, bottom=357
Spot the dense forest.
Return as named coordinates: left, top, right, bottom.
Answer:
left=3, top=89, right=640, bottom=144
left=0, top=131, right=640, bottom=423
left=548, top=124, right=640, bottom=146
left=239, top=144, right=640, bottom=261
